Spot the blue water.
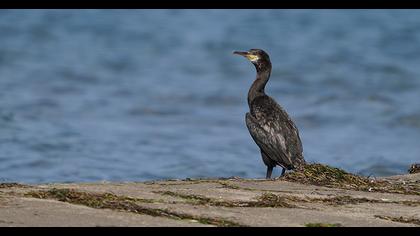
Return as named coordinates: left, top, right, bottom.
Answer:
left=1, top=10, right=420, bottom=183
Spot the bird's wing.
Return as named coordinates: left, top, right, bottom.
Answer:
left=279, top=108, right=304, bottom=156
left=258, top=96, right=304, bottom=158
left=246, top=112, right=294, bottom=168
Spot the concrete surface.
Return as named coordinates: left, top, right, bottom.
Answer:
left=0, top=173, right=419, bottom=227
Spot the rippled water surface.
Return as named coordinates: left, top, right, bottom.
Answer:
left=1, top=10, right=420, bottom=183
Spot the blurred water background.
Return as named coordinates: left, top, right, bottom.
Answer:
left=1, top=9, right=420, bottom=183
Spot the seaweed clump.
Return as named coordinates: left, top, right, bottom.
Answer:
left=282, top=163, right=371, bottom=189
left=281, top=163, right=420, bottom=195
left=408, top=164, right=420, bottom=174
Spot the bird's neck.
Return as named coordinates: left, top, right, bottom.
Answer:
left=248, top=63, right=271, bottom=106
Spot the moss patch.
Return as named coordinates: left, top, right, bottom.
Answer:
left=25, top=188, right=245, bottom=227
left=374, top=215, right=420, bottom=225
left=305, top=222, right=342, bottom=227
left=282, top=163, right=420, bottom=195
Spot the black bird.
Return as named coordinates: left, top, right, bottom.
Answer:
left=233, top=49, right=306, bottom=179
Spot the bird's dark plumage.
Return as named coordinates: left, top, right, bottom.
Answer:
left=234, top=49, right=305, bottom=179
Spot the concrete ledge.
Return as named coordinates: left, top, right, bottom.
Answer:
left=0, top=173, right=419, bottom=227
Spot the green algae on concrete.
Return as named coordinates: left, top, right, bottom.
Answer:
left=156, top=191, right=298, bottom=208
left=0, top=183, right=29, bottom=188
left=25, top=188, right=246, bottom=227
left=156, top=189, right=420, bottom=208
left=2, top=174, right=419, bottom=227
left=374, top=215, right=420, bottom=226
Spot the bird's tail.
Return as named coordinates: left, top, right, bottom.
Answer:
left=292, top=154, right=306, bottom=171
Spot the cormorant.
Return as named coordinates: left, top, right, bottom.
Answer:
left=233, top=49, right=306, bottom=179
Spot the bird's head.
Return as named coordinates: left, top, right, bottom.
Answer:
left=233, top=48, right=271, bottom=72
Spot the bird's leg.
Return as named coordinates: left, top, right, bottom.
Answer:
left=266, top=166, right=273, bottom=179
left=280, top=168, right=286, bottom=177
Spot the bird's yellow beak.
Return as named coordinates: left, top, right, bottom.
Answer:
left=233, top=51, right=259, bottom=61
